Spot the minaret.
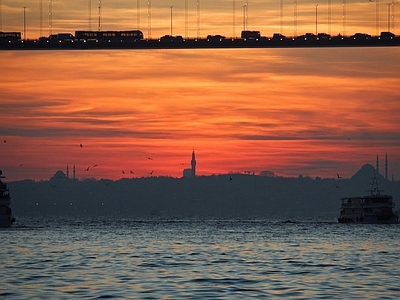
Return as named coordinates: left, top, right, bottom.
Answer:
left=191, top=149, right=196, bottom=177
left=385, top=153, right=388, bottom=180
left=66, top=165, right=69, bottom=178
left=376, top=154, right=379, bottom=174
left=73, top=164, right=76, bottom=179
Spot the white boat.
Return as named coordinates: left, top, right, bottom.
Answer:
left=0, top=170, right=15, bottom=227
left=338, top=176, right=399, bottom=224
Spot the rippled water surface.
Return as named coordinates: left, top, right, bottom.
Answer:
left=1, top=217, right=400, bottom=299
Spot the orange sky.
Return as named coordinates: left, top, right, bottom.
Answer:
left=1, top=47, right=399, bottom=181
left=0, top=0, right=398, bottom=39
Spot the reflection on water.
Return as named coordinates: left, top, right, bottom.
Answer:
left=1, top=217, right=400, bottom=299
left=1, top=48, right=400, bottom=181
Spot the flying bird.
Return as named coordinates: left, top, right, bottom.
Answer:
left=92, top=164, right=98, bottom=168
left=130, top=170, right=134, bottom=174
left=3, top=140, right=6, bottom=143
left=122, top=170, right=125, bottom=174
left=19, top=164, right=23, bottom=167
left=149, top=170, right=154, bottom=175
left=80, top=144, right=83, bottom=148
left=147, top=157, right=153, bottom=160
left=335, top=184, right=340, bottom=188
left=84, top=166, right=90, bottom=171
left=337, top=173, right=342, bottom=179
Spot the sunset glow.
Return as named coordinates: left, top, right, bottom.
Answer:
left=1, top=47, right=399, bottom=181
left=0, top=0, right=398, bottom=40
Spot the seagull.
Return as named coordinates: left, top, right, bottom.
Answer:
left=122, top=170, right=125, bottom=174
left=335, top=184, right=340, bottom=188
left=147, top=157, right=153, bottom=160
left=80, top=143, right=83, bottom=148
left=149, top=170, right=154, bottom=175
left=337, top=173, right=342, bottom=179
left=3, top=140, right=6, bottom=143
left=92, top=164, right=98, bottom=168
left=19, top=164, right=23, bottom=167
left=85, top=166, right=90, bottom=171
left=130, top=170, right=134, bottom=174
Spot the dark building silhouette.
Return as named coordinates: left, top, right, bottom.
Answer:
left=385, top=153, right=388, bottom=180
left=183, top=149, right=197, bottom=178
left=191, top=149, right=196, bottom=177
left=376, top=154, right=379, bottom=174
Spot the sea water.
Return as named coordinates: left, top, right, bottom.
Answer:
left=1, top=216, right=399, bottom=299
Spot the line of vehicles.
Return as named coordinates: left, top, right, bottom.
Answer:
left=1, top=30, right=398, bottom=48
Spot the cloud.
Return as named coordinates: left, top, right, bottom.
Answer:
left=1, top=45, right=399, bottom=181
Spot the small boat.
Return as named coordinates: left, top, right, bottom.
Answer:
left=0, top=170, right=15, bottom=227
left=338, top=175, right=399, bottom=224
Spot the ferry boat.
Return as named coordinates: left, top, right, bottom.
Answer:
left=338, top=176, right=399, bottom=224
left=0, top=170, right=15, bottom=227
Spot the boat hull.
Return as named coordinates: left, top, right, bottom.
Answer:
left=0, top=216, right=15, bottom=228
left=338, top=218, right=399, bottom=224
left=1, top=170, right=14, bottom=227
left=338, top=214, right=399, bottom=224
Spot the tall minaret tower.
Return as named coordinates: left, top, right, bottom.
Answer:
left=66, top=165, right=69, bottom=178
left=376, top=154, right=379, bottom=174
left=191, top=149, right=196, bottom=177
left=385, top=153, right=388, bottom=180
left=73, top=164, right=76, bottom=180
